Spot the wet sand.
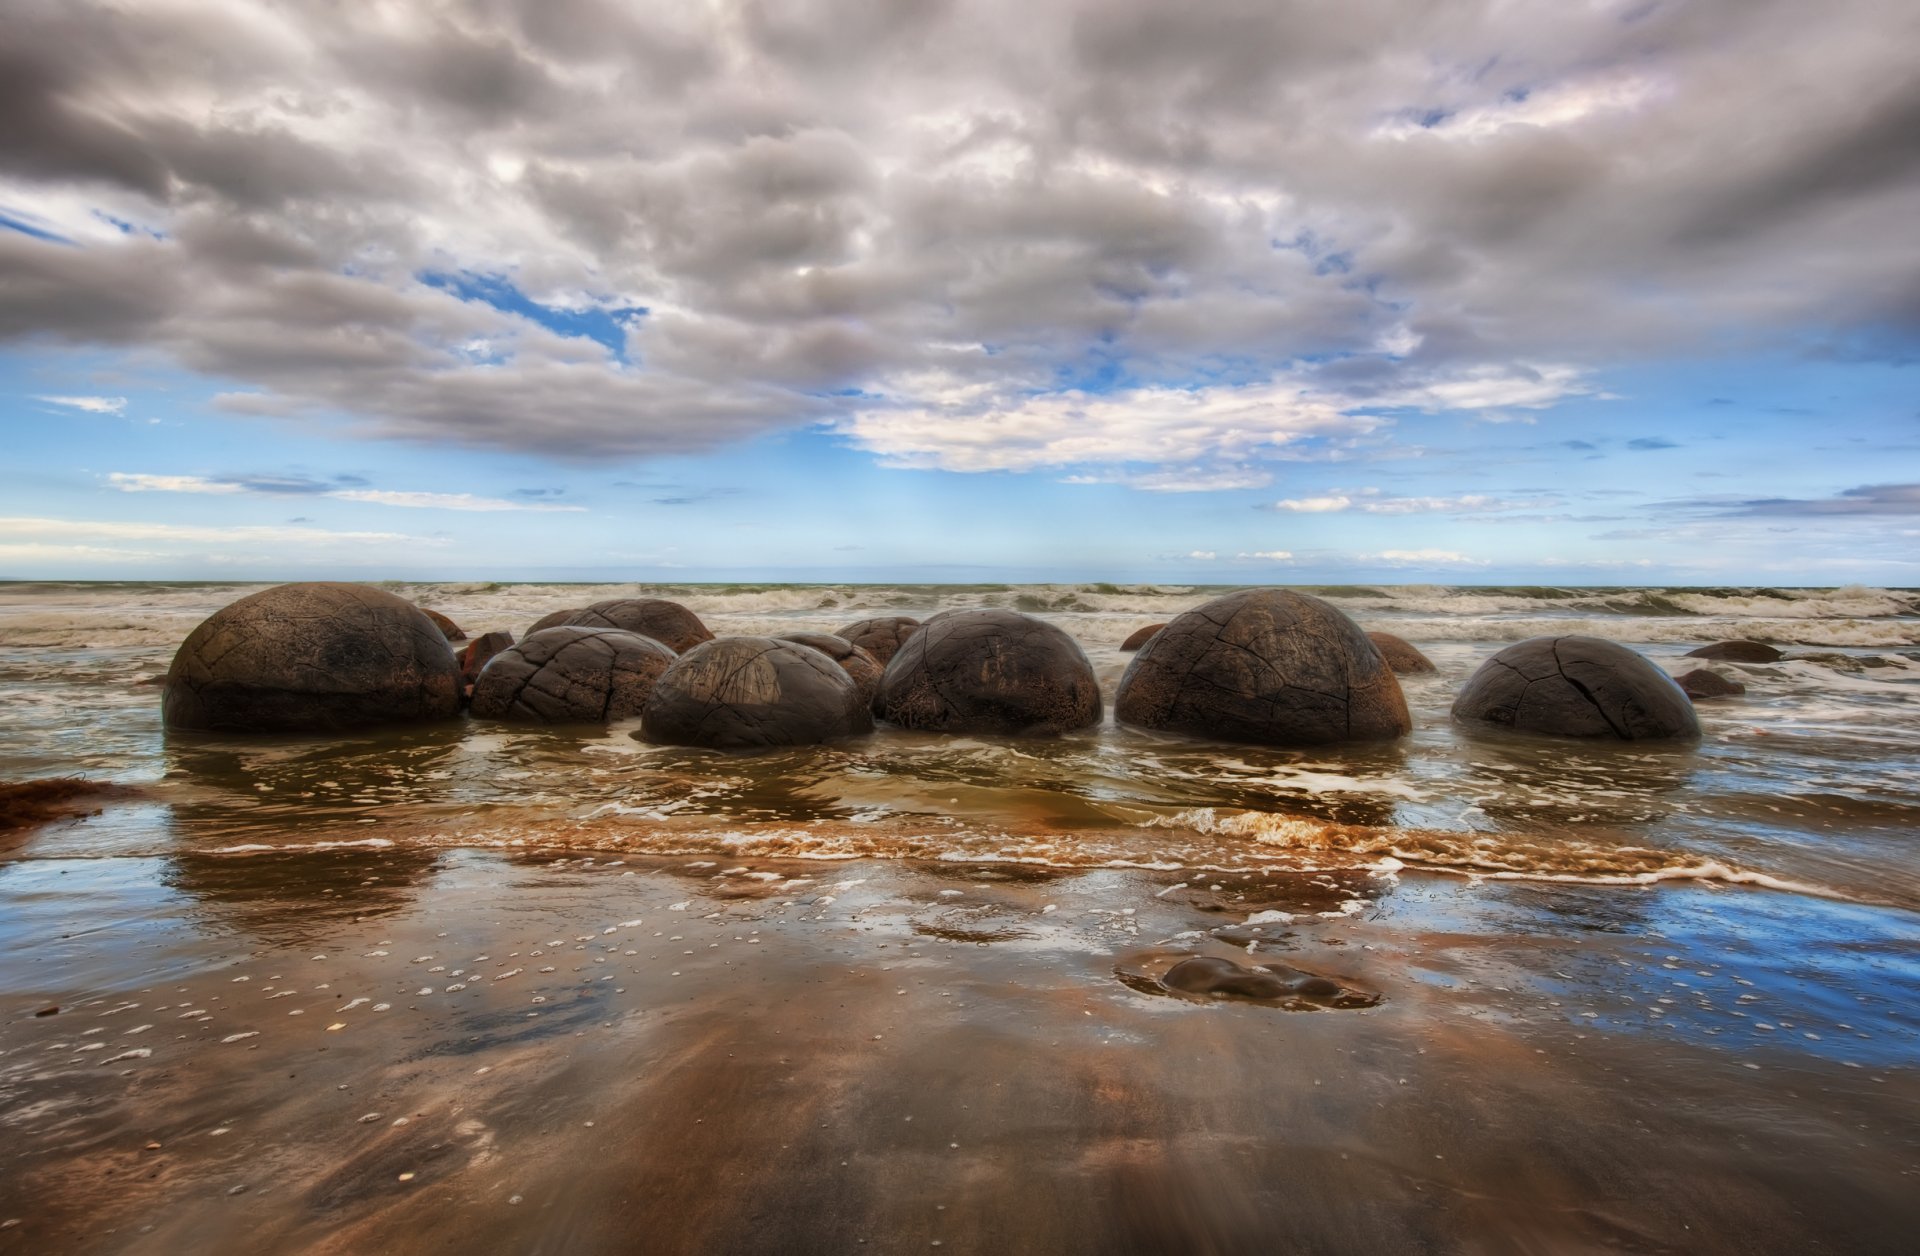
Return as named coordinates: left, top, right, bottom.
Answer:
left=3, top=846, right=1916, bottom=1254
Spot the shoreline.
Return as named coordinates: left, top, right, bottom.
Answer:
left=3, top=844, right=1914, bottom=1254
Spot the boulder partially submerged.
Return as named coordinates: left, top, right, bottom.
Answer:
left=836, top=616, right=921, bottom=666
left=875, top=609, right=1100, bottom=735
left=1452, top=635, right=1700, bottom=741
left=1684, top=640, right=1783, bottom=663
left=1115, top=589, right=1409, bottom=747
left=1676, top=668, right=1746, bottom=700
left=470, top=627, right=673, bottom=723
left=163, top=582, right=461, bottom=733
left=1366, top=631, right=1436, bottom=675
left=642, top=637, right=873, bottom=749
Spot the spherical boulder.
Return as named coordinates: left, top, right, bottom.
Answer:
left=776, top=633, right=883, bottom=707
left=1684, top=640, right=1782, bottom=663
left=163, top=582, right=461, bottom=733
left=1115, top=589, right=1409, bottom=747
left=1366, top=631, right=1436, bottom=675
left=457, top=630, right=515, bottom=695
left=420, top=608, right=466, bottom=641
left=1452, top=635, right=1700, bottom=741
left=642, top=637, right=873, bottom=749
left=836, top=617, right=920, bottom=666
left=527, top=608, right=583, bottom=635
left=1120, top=623, right=1165, bottom=652
left=562, top=599, right=712, bottom=653
left=470, top=627, right=673, bottom=724
left=875, top=609, right=1100, bottom=735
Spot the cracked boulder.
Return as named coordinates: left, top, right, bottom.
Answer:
left=1120, top=623, right=1165, bottom=651
left=561, top=598, right=712, bottom=653
left=1114, top=589, right=1409, bottom=747
left=875, top=609, right=1101, bottom=735
left=835, top=616, right=921, bottom=666
left=1366, top=631, right=1436, bottom=674
left=1452, top=635, right=1700, bottom=741
left=526, top=607, right=583, bottom=634
left=776, top=633, right=883, bottom=707
left=470, top=627, right=672, bottom=724
left=163, top=582, right=462, bottom=733
left=642, top=637, right=873, bottom=749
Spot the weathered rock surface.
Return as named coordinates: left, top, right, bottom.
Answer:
left=163, top=582, right=461, bottom=732
left=563, top=599, right=712, bottom=653
left=527, top=608, right=582, bottom=635
left=1452, top=635, right=1700, bottom=741
left=1684, top=640, right=1783, bottom=663
left=420, top=608, right=466, bottom=641
left=776, top=633, right=883, bottom=707
left=1677, top=668, right=1746, bottom=700
left=1120, top=623, right=1165, bottom=652
left=642, top=637, right=873, bottom=749
left=1114, top=589, right=1409, bottom=747
left=875, top=609, right=1100, bottom=735
left=470, top=627, right=673, bottom=724
left=1157, top=956, right=1379, bottom=1009
left=458, top=631, right=515, bottom=694
left=836, top=617, right=921, bottom=666
left=1366, top=631, right=1436, bottom=674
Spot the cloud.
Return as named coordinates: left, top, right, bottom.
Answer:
left=1627, top=437, right=1680, bottom=451
left=1237, top=550, right=1293, bottom=561
left=1269, top=489, right=1554, bottom=514
left=1713, top=483, right=1920, bottom=517
left=106, top=472, right=584, bottom=512
left=1366, top=548, right=1489, bottom=566
left=35, top=394, right=126, bottom=414
left=1, top=0, right=1917, bottom=474
left=1185, top=550, right=1217, bottom=560
left=1272, top=495, right=1354, bottom=513
left=0, top=516, right=434, bottom=547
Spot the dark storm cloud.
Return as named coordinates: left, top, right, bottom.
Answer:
left=1, top=0, right=1917, bottom=465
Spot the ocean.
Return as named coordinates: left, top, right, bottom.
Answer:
left=2, top=581, right=1917, bottom=1252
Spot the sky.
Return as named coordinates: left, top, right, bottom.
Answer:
left=1, top=0, right=1917, bottom=585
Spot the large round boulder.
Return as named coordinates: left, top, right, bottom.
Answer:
left=1115, top=589, right=1409, bottom=747
left=776, top=633, right=883, bottom=707
left=875, top=609, right=1101, bottom=735
left=527, top=608, right=583, bottom=634
left=1452, top=635, right=1700, bottom=741
left=1684, top=640, right=1782, bottom=663
left=1366, top=631, right=1436, bottom=675
left=470, top=627, right=674, bottom=724
left=563, top=599, right=712, bottom=653
left=836, top=617, right=920, bottom=666
left=163, top=582, right=462, bottom=733
left=1120, top=623, right=1165, bottom=652
left=419, top=607, right=466, bottom=641
left=642, top=637, right=872, bottom=749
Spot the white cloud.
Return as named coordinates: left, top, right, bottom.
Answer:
left=106, top=474, right=584, bottom=512
left=108, top=473, right=244, bottom=494
left=1185, top=550, right=1217, bottom=560
left=37, top=395, right=128, bottom=415
left=1270, top=490, right=1559, bottom=514
left=0, top=517, right=436, bottom=547
left=1273, top=495, right=1354, bottom=513
left=1368, top=548, right=1488, bottom=566
left=1237, top=550, right=1294, bottom=561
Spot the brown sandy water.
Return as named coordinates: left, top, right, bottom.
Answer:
left=2, top=844, right=1915, bottom=1254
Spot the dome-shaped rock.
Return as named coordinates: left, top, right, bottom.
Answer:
left=1452, top=635, right=1700, bottom=741
left=457, top=630, right=515, bottom=695
left=875, top=609, right=1100, bottom=735
left=420, top=608, right=466, bottom=641
left=470, top=627, right=673, bottom=724
left=1120, top=623, right=1165, bottom=652
left=562, top=599, right=712, bottom=653
left=1676, top=668, right=1745, bottom=700
left=1115, top=589, right=1409, bottom=747
left=527, top=608, right=583, bottom=635
left=163, top=582, right=461, bottom=733
left=1684, top=640, right=1782, bottom=663
left=1366, top=631, right=1436, bottom=675
left=776, top=633, right=883, bottom=707
left=836, top=616, right=921, bottom=666
left=642, top=637, right=872, bottom=749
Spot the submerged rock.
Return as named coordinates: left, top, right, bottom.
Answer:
left=563, top=599, right=712, bottom=653
left=776, top=632, right=883, bottom=707
left=420, top=608, right=466, bottom=642
left=163, top=583, right=462, bottom=733
left=1115, top=589, right=1409, bottom=747
left=1120, top=623, right=1165, bottom=652
left=642, top=637, right=873, bottom=749
left=875, top=609, right=1100, bottom=735
left=470, top=627, right=673, bottom=723
left=1452, top=635, right=1700, bottom=741
left=1684, top=640, right=1783, bottom=663
left=836, top=616, right=921, bottom=666
left=1127, top=954, right=1379, bottom=1009
left=1366, top=631, right=1436, bottom=674
left=1677, top=668, right=1746, bottom=700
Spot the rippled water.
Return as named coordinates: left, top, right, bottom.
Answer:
left=3, top=580, right=1918, bottom=911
